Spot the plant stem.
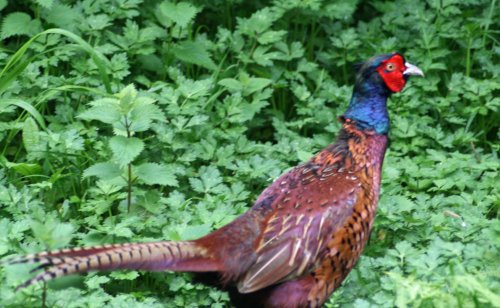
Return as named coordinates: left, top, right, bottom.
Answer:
left=125, top=117, right=132, bottom=213
left=42, top=282, right=47, bottom=308
left=127, top=162, right=132, bottom=213
left=465, top=37, right=472, bottom=77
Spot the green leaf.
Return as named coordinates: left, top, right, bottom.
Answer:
left=137, top=190, right=163, bottom=214
left=252, top=46, right=281, bottom=66
left=159, top=1, right=198, bottom=28
left=34, top=0, right=54, bottom=9
left=31, top=220, right=75, bottom=249
left=85, top=275, right=110, bottom=289
left=109, top=271, right=139, bottom=281
left=135, top=163, right=178, bottom=186
left=0, top=99, right=46, bottom=129
left=5, top=162, right=43, bottom=176
left=22, top=117, right=41, bottom=155
left=189, top=166, right=226, bottom=194
left=180, top=224, right=211, bottom=240
left=0, top=12, right=41, bottom=39
left=172, top=40, right=217, bottom=71
left=240, top=73, right=272, bottom=96
left=78, top=103, right=121, bottom=124
left=83, top=162, right=122, bottom=180
left=218, top=78, right=242, bottom=92
left=178, top=78, right=213, bottom=99
left=127, top=100, right=163, bottom=132
left=44, top=4, right=80, bottom=32
left=109, top=136, right=144, bottom=167
left=257, top=30, right=287, bottom=44
left=116, top=84, right=138, bottom=110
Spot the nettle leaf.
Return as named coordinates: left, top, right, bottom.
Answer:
left=78, top=100, right=121, bottom=124
left=159, top=1, right=198, bottom=28
left=0, top=12, right=41, bottom=39
left=128, top=100, right=163, bottom=132
left=178, top=78, right=213, bottom=99
left=172, top=40, right=217, bottom=71
left=31, top=220, right=75, bottom=249
left=109, top=136, right=144, bottom=167
left=116, top=84, right=137, bottom=110
left=44, top=4, right=80, bottom=32
left=83, top=162, right=123, bottom=180
left=135, top=163, right=178, bottom=187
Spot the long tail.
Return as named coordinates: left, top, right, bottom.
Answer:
left=6, top=241, right=222, bottom=290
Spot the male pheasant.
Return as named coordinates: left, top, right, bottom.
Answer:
left=7, top=52, right=423, bottom=307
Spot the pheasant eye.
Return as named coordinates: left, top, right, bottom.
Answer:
left=386, top=63, right=395, bottom=71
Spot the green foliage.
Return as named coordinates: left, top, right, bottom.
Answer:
left=0, top=0, right=498, bottom=307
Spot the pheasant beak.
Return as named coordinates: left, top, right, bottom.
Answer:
left=403, top=62, right=424, bottom=77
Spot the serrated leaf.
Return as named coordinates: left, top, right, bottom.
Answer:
left=109, top=271, right=139, bottom=281
left=159, top=1, right=198, bottom=28
left=188, top=166, right=226, bottom=194
left=83, top=162, right=122, bottom=180
left=137, top=190, right=162, bottom=214
left=252, top=46, right=281, bottom=66
left=172, top=40, right=217, bottom=71
left=1, top=12, right=41, bottom=39
left=178, top=78, right=213, bottom=99
left=31, top=220, right=75, bottom=249
left=22, top=117, right=41, bottom=155
left=44, top=4, right=80, bottom=32
left=257, top=30, right=287, bottom=44
left=85, top=275, right=110, bottom=289
left=78, top=104, right=122, bottom=124
left=218, top=78, right=242, bottom=92
left=116, top=84, right=138, bottom=109
left=109, top=136, right=144, bottom=167
left=135, top=163, right=178, bottom=186
left=34, top=0, right=54, bottom=8
left=245, top=78, right=272, bottom=96
left=180, top=224, right=211, bottom=240
left=128, top=102, right=163, bottom=132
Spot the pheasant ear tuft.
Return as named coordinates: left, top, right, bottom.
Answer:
left=353, top=62, right=364, bottom=72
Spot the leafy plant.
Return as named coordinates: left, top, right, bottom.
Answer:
left=0, top=0, right=498, bottom=307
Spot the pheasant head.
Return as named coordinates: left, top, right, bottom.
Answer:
left=344, top=52, right=424, bottom=134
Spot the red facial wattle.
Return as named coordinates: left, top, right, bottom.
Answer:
left=376, top=54, right=407, bottom=92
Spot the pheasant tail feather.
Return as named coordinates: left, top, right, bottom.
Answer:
left=11, top=241, right=221, bottom=290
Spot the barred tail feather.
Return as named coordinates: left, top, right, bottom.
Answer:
left=12, top=241, right=221, bottom=290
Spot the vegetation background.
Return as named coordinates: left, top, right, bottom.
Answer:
left=0, top=0, right=498, bottom=307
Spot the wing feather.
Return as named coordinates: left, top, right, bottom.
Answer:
left=238, top=159, right=361, bottom=293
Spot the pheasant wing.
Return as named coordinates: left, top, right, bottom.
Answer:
left=237, top=161, right=360, bottom=293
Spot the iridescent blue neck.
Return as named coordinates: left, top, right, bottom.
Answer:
left=344, top=80, right=390, bottom=134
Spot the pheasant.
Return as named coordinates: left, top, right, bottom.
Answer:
left=6, top=52, right=423, bottom=307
